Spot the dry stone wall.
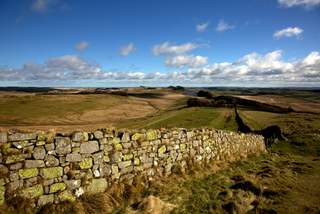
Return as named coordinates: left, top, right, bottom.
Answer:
left=0, top=128, right=266, bottom=207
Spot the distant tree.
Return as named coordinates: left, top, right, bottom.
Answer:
left=197, top=90, right=213, bottom=98
left=168, top=86, right=185, bottom=91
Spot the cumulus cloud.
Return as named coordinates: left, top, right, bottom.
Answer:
left=165, top=55, right=208, bottom=68
left=120, top=43, right=136, bottom=56
left=31, top=0, right=57, bottom=13
left=75, top=41, right=89, bottom=51
left=196, top=22, right=209, bottom=32
left=216, top=19, right=234, bottom=32
left=1, top=51, right=319, bottom=85
left=152, top=42, right=198, bottom=55
left=273, top=27, right=303, bottom=39
left=278, top=0, right=320, bottom=8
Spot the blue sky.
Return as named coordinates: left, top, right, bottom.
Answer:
left=0, top=0, right=320, bottom=87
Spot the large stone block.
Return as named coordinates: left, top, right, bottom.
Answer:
left=118, top=160, right=132, bottom=169
left=85, top=178, right=108, bottom=194
left=0, top=132, right=7, bottom=144
left=38, top=194, right=54, bottom=207
left=64, top=180, right=81, bottom=190
left=33, top=146, right=46, bottom=159
left=20, top=184, right=43, bottom=199
left=80, top=141, right=99, bottom=154
left=40, top=167, right=63, bottom=179
left=146, top=130, right=157, bottom=141
left=5, top=154, right=28, bottom=164
left=45, top=155, right=59, bottom=167
left=49, top=182, right=66, bottom=193
left=66, top=154, right=82, bottom=162
left=8, top=133, right=37, bottom=141
left=58, top=190, right=76, bottom=202
left=94, top=131, right=104, bottom=139
left=55, top=137, right=71, bottom=155
left=12, top=141, right=31, bottom=149
left=19, top=168, right=39, bottom=179
left=72, top=132, right=88, bottom=142
left=25, top=160, right=45, bottom=168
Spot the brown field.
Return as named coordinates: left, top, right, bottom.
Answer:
left=0, top=89, right=186, bottom=132
left=237, top=94, right=320, bottom=113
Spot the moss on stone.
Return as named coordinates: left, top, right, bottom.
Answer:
left=85, top=178, right=108, bottom=194
left=58, top=190, right=75, bottom=202
left=180, top=143, right=187, bottom=151
left=114, top=143, right=123, bottom=151
left=49, top=182, right=66, bottom=193
left=0, top=185, right=5, bottom=205
left=36, top=141, right=46, bottom=146
left=123, top=154, right=133, bottom=161
left=79, top=158, right=93, bottom=169
left=131, top=133, right=145, bottom=141
left=20, top=184, right=43, bottom=199
left=5, top=154, right=27, bottom=164
left=19, top=168, right=39, bottom=179
left=158, top=145, right=167, bottom=154
left=40, top=167, right=63, bottom=179
left=146, top=130, right=157, bottom=141
left=134, top=158, right=141, bottom=166
left=103, top=155, right=110, bottom=162
left=111, top=137, right=121, bottom=144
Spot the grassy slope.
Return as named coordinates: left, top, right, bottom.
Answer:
left=0, top=94, right=124, bottom=125
left=239, top=109, right=320, bottom=134
left=117, top=107, right=238, bottom=131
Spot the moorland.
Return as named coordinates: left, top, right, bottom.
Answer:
left=0, top=86, right=320, bottom=213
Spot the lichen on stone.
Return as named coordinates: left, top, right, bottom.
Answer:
left=79, top=158, right=93, bottom=169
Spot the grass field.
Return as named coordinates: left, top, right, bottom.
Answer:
left=117, top=107, right=238, bottom=131
left=239, top=109, right=320, bottom=135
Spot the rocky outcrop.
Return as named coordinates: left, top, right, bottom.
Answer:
left=0, top=128, right=266, bottom=207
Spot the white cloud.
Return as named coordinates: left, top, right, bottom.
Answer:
left=216, top=19, right=234, bottom=32
left=273, top=27, right=303, bottom=39
left=278, top=0, right=320, bottom=8
left=196, top=22, right=209, bottom=32
left=152, top=42, right=198, bottom=55
left=31, top=0, right=56, bottom=13
left=1, top=51, right=319, bottom=85
left=165, top=55, right=208, bottom=68
left=75, top=41, right=89, bottom=51
left=120, top=43, right=136, bottom=56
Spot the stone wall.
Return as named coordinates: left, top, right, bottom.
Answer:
left=0, top=128, right=266, bottom=207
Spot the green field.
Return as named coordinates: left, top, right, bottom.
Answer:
left=117, top=107, right=238, bottom=131
left=239, top=109, right=320, bottom=135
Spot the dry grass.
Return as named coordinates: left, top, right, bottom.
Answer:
left=0, top=91, right=186, bottom=132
